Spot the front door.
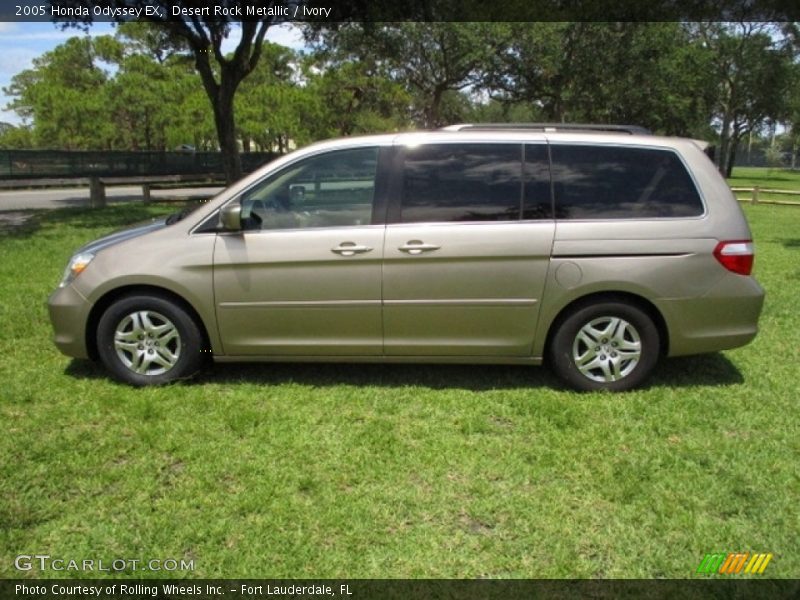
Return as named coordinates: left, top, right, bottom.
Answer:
left=213, top=146, right=386, bottom=356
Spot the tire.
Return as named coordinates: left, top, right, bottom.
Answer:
left=549, top=301, right=660, bottom=392
left=96, top=294, right=206, bottom=386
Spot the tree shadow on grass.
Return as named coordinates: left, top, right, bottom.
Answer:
left=65, top=352, right=744, bottom=392
left=43, top=203, right=184, bottom=231
left=0, top=211, right=40, bottom=238
left=783, top=239, right=800, bottom=248
left=0, top=203, right=187, bottom=241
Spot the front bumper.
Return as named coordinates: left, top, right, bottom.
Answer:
left=48, top=284, right=91, bottom=359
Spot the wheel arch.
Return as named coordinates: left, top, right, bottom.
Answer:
left=85, top=285, right=212, bottom=361
left=542, top=291, right=669, bottom=362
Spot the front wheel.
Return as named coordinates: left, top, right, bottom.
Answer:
left=96, top=294, right=206, bottom=386
left=549, top=301, right=660, bottom=392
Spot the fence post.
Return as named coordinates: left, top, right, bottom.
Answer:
left=750, top=186, right=759, bottom=205
left=89, top=176, right=106, bottom=208
left=142, top=183, right=151, bottom=203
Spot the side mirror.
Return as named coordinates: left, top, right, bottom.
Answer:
left=220, top=202, right=242, bottom=231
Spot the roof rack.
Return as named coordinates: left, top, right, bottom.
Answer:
left=441, top=123, right=652, bottom=135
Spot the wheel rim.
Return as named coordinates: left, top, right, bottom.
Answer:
left=572, top=316, right=642, bottom=383
left=113, top=310, right=181, bottom=376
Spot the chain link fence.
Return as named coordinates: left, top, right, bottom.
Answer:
left=0, top=150, right=278, bottom=179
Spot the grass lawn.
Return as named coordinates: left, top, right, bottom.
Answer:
left=727, top=167, right=800, bottom=204
left=0, top=201, right=798, bottom=579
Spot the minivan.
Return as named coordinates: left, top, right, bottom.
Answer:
left=48, top=124, right=765, bottom=391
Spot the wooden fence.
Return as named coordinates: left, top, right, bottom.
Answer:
left=730, top=187, right=800, bottom=206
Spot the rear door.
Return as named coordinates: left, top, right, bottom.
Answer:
left=382, top=140, right=555, bottom=356
left=213, top=146, right=387, bottom=356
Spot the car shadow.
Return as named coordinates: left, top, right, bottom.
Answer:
left=65, top=352, right=744, bottom=392
left=649, top=353, right=744, bottom=387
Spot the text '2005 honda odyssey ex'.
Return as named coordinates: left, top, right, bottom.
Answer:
left=48, top=124, right=765, bottom=391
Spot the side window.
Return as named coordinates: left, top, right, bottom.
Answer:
left=240, top=147, right=379, bottom=230
left=524, top=144, right=553, bottom=219
left=551, top=145, right=704, bottom=219
left=400, top=143, right=522, bottom=223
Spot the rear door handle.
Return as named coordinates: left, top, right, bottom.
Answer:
left=398, top=241, right=441, bottom=255
left=331, top=242, right=373, bottom=257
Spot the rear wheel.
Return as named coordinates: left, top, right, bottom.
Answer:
left=96, top=294, right=206, bottom=386
left=549, top=301, right=660, bottom=392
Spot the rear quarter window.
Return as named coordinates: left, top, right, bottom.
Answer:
left=550, top=145, right=704, bottom=219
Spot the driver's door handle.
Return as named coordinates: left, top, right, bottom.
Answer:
left=331, top=243, right=373, bottom=257
left=398, top=241, right=441, bottom=255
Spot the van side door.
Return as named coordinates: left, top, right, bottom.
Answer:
left=382, top=141, right=555, bottom=356
left=213, top=146, right=388, bottom=356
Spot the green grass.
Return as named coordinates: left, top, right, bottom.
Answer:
left=727, top=167, right=800, bottom=204
left=0, top=202, right=798, bottom=579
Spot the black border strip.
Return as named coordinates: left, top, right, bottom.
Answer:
left=5, top=0, right=800, bottom=23
left=3, top=579, right=800, bottom=600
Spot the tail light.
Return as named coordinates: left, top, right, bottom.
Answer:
left=713, top=240, right=754, bottom=276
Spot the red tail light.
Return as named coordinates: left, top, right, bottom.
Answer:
left=713, top=240, right=754, bottom=276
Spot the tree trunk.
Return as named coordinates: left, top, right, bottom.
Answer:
left=193, top=51, right=244, bottom=185
left=212, top=82, right=242, bottom=184
left=725, top=135, right=739, bottom=178
left=718, top=112, right=732, bottom=175
left=89, top=176, right=106, bottom=208
left=426, top=86, right=445, bottom=128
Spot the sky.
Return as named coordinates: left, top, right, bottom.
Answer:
left=0, top=21, right=306, bottom=125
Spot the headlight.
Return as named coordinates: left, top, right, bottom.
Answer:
left=59, top=252, right=95, bottom=288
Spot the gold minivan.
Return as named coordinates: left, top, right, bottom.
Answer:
left=48, top=125, right=765, bottom=391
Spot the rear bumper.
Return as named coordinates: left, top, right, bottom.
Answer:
left=48, top=284, right=91, bottom=359
left=659, top=274, right=764, bottom=356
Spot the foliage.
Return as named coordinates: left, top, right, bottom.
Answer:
left=306, top=23, right=508, bottom=128
left=297, top=55, right=413, bottom=139
left=4, top=37, right=113, bottom=149
left=486, top=23, right=716, bottom=137
left=49, top=1, right=285, bottom=182
left=3, top=21, right=800, bottom=170
left=0, top=123, right=34, bottom=149
left=692, top=22, right=798, bottom=177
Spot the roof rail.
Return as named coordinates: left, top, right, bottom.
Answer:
left=441, top=123, right=652, bottom=135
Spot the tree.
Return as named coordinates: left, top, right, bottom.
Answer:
left=3, top=31, right=216, bottom=152
left=297, top=53, right=412, bottom=139
left=98, top=26, right=215, bottom=151
left=4, top=36, right=114, bottom=149
left=0, top=123, right=34, bottom=149
left=307, top=23, right=507, bottom=128
left=784, top=68, right=800, bottom=169
left=50, top=1, right=284, bottom=183
left=485, top=23, right=716, bottom=137
left=236, top=42, right=304, bottom=152
left=693, top=22, right=796, bottom=176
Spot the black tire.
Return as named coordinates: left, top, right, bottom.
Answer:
left=548, top=301, right=660, bottom=392
left=96, top=294, right=206, bottom=386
